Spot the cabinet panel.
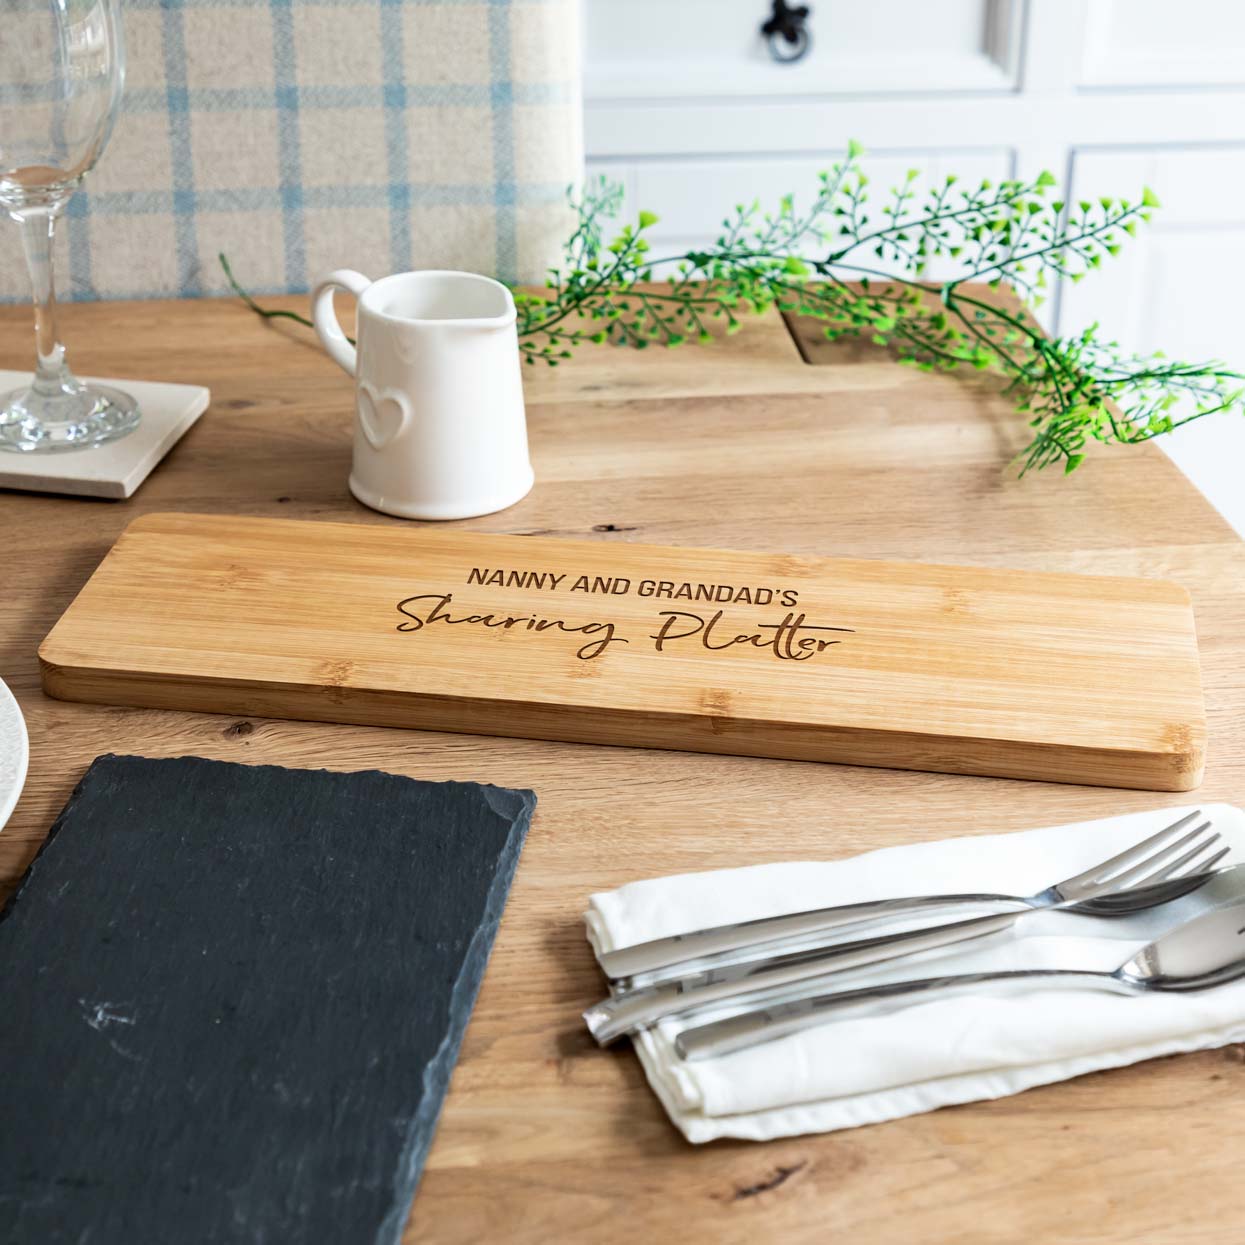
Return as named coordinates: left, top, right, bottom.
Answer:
left=584, top=0, right=1017, bottom=99
left=1080, top=0, right=1245, bottom=87
left=1059, top=147, right=1245, bottom=355
left=1059, top=145, right=1245, bottom=534
left=586, top=150, right=1015, bottom=277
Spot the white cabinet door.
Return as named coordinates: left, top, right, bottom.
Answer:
left=1060, top=146, right=1245, bottom=534
left=586, top=150, right=1014, bottom=273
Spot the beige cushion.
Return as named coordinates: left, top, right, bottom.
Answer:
left=0, top=0, right=582, bottom=302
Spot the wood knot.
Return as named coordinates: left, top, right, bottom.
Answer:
left=223, top=721, right=255, bottom=739
left=317, top=658, right=355, bottom=691
left=700, top=689, right=734, bottom=727
left=216, top=563, right=260, bottom=591
left=1163, top=723, right=1195, bottom=754
left=769, top=554, right=812, bottom=579
left=725, top=1160, right=807, bottom=1202
left=942, top=587, right=971, bottom=617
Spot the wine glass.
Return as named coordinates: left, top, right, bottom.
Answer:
left=0, top=0, right=138, bottom=453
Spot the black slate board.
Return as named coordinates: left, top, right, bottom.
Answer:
left=0, top=754, right=535, bottom=1245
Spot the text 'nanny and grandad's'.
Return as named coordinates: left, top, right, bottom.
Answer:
left=393, top=564, right=854, bottom=663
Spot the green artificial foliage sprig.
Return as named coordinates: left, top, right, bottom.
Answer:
left=221, top=142, right=1243, bottom=474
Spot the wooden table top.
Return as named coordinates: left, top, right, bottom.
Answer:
left=3, top=289, right=1244, bottom=1244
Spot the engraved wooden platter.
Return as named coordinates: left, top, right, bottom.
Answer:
left=39, top=511, right=1207, bottom=790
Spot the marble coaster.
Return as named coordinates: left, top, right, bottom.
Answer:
left=0, top=371, right=209, bottom=499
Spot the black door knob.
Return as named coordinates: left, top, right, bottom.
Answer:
left=761, top=0, right=812, bottom=64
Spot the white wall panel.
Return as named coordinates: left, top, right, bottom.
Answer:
left=1060, top=145, right=1245, bottom=534
left=1080, top=0, right=1245, bottom=87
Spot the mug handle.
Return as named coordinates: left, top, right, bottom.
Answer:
left=311, top=269, right=371, bottom=376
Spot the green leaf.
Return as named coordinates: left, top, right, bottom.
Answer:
left=637, top=209, right=659, bottom=229
left=847, top=139, right=864, bottom=159
left=783, top=256, right=811, bottom=277
left=1035, top=169, right=1057, bottom=188
left=1141, top=185, right=1161, bottom=208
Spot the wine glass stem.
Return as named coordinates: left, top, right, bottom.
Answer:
left=17, top=206, right=75, bottom=398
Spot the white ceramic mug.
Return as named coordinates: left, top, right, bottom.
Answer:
left=311, top=268, right=534, bottom=520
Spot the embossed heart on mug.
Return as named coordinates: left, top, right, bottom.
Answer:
left=357, top=382, right=411, bottom=450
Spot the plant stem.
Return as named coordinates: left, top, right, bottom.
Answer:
left=219, top=253, right=325, bottom=336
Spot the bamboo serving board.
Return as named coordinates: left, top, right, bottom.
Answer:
left=39, top=512, right=1207, bottom=790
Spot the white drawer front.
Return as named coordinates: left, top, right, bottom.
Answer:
left=584, top=0, right=1017, bottom=99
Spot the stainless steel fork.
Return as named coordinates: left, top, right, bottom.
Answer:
left=585, top=812, right=1226, bottom=1045
left=598, top=810, right=1214, bottom=984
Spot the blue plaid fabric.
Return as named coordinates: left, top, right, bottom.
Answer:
left=0, top=0, right=582, bottom=301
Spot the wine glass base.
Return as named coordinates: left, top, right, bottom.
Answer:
left=0, top=383, right=141, bottom=453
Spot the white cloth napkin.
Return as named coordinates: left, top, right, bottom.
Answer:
left=585, top=804, right=1245, bottom=1143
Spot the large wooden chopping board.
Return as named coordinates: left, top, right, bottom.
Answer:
left=39, top=511, right=1206, bottom=790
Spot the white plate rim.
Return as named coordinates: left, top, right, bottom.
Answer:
left=0, top=676, right=29, bottom=833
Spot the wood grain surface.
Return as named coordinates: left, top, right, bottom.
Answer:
left=4, top=287, right=1245, bottom=1244
left=40, top=512, right=1206, bottom=789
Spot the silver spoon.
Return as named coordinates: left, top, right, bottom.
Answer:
left=585, top=834, right=1228, bottom=1047
left=677, top=892, right=1245, bottom=1061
